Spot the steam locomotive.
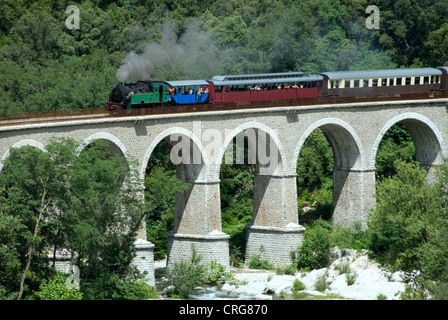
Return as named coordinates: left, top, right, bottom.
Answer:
left=105, top=67, right=448, bottom=111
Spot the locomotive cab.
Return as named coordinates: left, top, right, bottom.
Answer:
left=105, top=80, right=169, bottom=110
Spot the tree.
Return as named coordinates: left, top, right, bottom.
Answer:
left=0, top=144, right=60, bottom=299
left=368, top=160, right=448, bottom=293
left=0, top=138, right=149, bottom=299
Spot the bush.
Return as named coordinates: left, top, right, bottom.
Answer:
left=248, top=254, right=273, bottom=270
left=111, top=279, right=158, bottom=300
left=296, top=219, right=331, bottom=270
left=331, top=222, right=370, bottom=252
left=34, top=274, right=82, bottom=300
left=345, top=272, right=357, bottom=286
left=164, top=245, right=206, bottom=298
left=206, top=260, right=233, bottom=284
left=314, top=276, right=329, bottom=292
left=292, top=279, right=306, bottom=293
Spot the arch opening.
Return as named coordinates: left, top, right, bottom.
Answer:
left=142, top=131, right=207, bottom=267
left=372, top=114, right=445, bottom=184
left=295, top=119, right=365, bottom=228
left=218, top=127, right=285, bottom=266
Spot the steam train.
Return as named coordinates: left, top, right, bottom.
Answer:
left=105, top=67, right=448, bottom=111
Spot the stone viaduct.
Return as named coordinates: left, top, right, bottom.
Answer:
left=1, top=98, right=447, bottom=278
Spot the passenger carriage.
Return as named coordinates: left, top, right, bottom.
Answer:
left=165, top=80, right=211, bottom=105
left=320, top=68, right=444, bottom=98
left=208, top=72, right=323, bottom=104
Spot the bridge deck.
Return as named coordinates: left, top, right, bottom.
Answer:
left=0, top=91, right=446, bottom=127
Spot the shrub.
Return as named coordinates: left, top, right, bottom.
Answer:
left=111, top=279, right=158, bottom=300
left=331, top=222, right=370, bottom=251
left=296, top=219, right=331, bottom=270
left=335, top=261, right=351, bottom=275
left=164, top=245, right=206, bottom=298
left=314, top=276, right=329, bottom=292
left=377, top=293, right=387, bottom=300
left=206, top=260, right=233, bottom=284
left=276, top=264, right=297, bottom=275
left=248, top=254, right=273, bottom=270
left=345, top=272, right=357, bottom=286
left=292, top=279, right=306, bottom=293
left=34, top=274, right=82, bottom=300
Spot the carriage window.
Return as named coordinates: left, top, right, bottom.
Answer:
left=423, top=76, right=429, bottom=84
left=405, top=77, right=411, bottom=85
left=345, top=80, right=350, bottom=88
left=183, top=86, right=194, bottom=94
left=353, top=80, right=360, bottom=88
left=215, top=86, right=222, bottom=93
left=372, top=79, right=378, bottom=87
left=396, top=78, right=402, bottom=85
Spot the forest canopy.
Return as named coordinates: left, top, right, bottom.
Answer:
left=0, top=0, right=447, bottom=114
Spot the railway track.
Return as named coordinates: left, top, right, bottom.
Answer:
left=0, top=92, right=446, bottom=127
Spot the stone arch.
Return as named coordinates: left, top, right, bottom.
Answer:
left=78, top=132, right=128, bottom=158
left=293, top=117, right=366, bottom=172
left=214, top=121, right=287, bottom=180
left=370, top=112, right=447, bottom=172
left=140, top=127, right=209, bottom=182
left=0, top=139, right=46, bottom=171
left=293, top=118, right=368, bottom=227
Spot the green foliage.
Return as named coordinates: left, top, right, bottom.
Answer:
left=164, top=245, right=206, bottom=298
left=276, top=264, right=297, bottom=275
left=296, top=219, right=331, bottom=270
left=248, top=254, right=273, bottom=270
left=2, top=0, right=443, bottom=115
left=368, top=161, right=442, bottom=271
left=297, top=129, right=334, bottom=224
left=145, top=166, right=190, bottom=260
left=109, top=277, right=158, bottom=300
left=314, top=276, right=330, bottom=292
left=368, top=159, right=448, bottom=293
left=331, top=222, right=370, bottom=252
left=0, top=138, right=147, bottom=299
left=292, top=278, right=306, bottom=293
left=34, top=274, right=82, bottom=300
left=206, top=260, right=233, bottom=285
left=375, top=123, right=416, bottom=181
left=399, top=284, right=428, bottom=300
left=345, top=272, right=357, bottom=286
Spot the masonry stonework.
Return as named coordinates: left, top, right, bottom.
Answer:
left=1, top=99, right=447, bottom=272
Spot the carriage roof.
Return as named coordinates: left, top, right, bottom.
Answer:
left=320, top=68, right=442, bottom=80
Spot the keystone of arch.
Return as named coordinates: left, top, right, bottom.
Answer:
left=292, top=118, right=367, bottom=172
left=0, top=139, right=46, bottom=171
left=369, top=112, right=447, bottom=170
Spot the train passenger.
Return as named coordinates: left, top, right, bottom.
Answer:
left=196, top=87, right=203, bottom=102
